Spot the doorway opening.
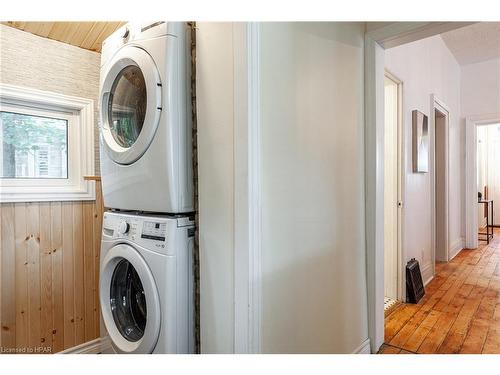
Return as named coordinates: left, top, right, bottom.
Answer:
left=365, top=22, right=473, bottom=353
left=383, top=71, right=404, bottom=314
left=466, top=115, right=500, bottom=249
left=476, top=123, right=500, bottom=242
left=431, top=97, right=450, bottom=267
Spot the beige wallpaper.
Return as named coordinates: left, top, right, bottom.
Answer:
left=0, top=24, right=101, bottom=175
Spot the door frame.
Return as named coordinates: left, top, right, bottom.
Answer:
left=233, top=22, right=262, bottom=354
left=364, top=22, right=472, bottom=353
left=430, top=95, right=451, bottom=264
left=465, top=113, right=500, bottom=249
left=383, top=70, right=406, bottom=302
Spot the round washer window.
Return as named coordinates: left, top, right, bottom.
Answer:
left=110, top=259, right=147, bottom=342
left=107, top=65, right=147, bottom=148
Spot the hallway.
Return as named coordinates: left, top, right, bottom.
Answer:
left=380, top=228, right=500, bottom=354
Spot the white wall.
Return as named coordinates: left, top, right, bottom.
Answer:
left=197, top=22, right=369, bottom=354
left=462, top=58, right=500, bottom=229
left=385, top=35, right=463, bottom=282
left=259, top=22, right=368, bottom=353
left=196, top=22, right=235, bottom=353
left=461, top=58, right=500, bottom=118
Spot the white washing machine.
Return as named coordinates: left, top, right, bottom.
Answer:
left=99, top=21, right=193, bottom=213
left=99, top=211, right=195, bottom=353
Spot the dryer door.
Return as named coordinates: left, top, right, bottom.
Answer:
left=100, top=45, right=162, bottom=165
left=100, top=244, right=161, bottom=353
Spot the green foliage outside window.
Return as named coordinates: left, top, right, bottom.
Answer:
left=0, top=111, right=67, bottom=155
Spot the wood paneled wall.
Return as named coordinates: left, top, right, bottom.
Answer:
left=0, top=183, right=104, bottom=354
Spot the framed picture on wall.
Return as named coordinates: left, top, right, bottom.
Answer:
left=412, top=109, right=429, bottom=173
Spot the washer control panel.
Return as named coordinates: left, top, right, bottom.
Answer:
left=102, top=212, right=194, bottom=256
left=118, top=221, right=130, bottom=234
left=103, top=214, right=141, bottom=241
left=141, top=221, right=167, bottom=241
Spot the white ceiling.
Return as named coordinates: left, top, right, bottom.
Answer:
left=441, top=22, right=500, bottom=66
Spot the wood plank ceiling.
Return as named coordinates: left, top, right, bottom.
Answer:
left=1, top=22, right=126, bottom=52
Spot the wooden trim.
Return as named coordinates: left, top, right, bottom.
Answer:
left=83, top=176, right=101, bottom=181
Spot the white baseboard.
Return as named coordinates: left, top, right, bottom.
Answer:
left=449, top=237, right=465, bottom=261
left=421, top=262, right=434, bottom=286
left=353, top=339, right=371, bottom=354
left=58, top=337, right=112, bottom=354
left=62, top=336, right=373, bottom=354
left=424, top=275, right=434, bottom=287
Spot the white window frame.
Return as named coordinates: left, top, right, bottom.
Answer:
left=0, top=83, right=95, bottom=202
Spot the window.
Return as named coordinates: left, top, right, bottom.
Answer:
left=1, top=111, right=68, bottom=179
left=0, top=84, right=95, bottom=202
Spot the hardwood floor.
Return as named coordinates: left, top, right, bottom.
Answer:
left=380, top=228, right=500, bottom=354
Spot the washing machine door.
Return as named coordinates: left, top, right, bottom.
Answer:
left=100, top=45, right=162, bottom=165
left=100, top=244, right=161, bottom=353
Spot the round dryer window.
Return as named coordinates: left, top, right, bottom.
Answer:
left=110, top=259, right=147, bottom=342
left=108, top=66, right=147, bottom=149
left=100, top=46, right=162, bottom=165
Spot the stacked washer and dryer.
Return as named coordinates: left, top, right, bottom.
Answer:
left=97, top=22, right=195, bottom=354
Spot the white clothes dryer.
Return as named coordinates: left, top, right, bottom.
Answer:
left=99, top=22, right=193, bottom=213
left=99, top=211, right=195, bottom=353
